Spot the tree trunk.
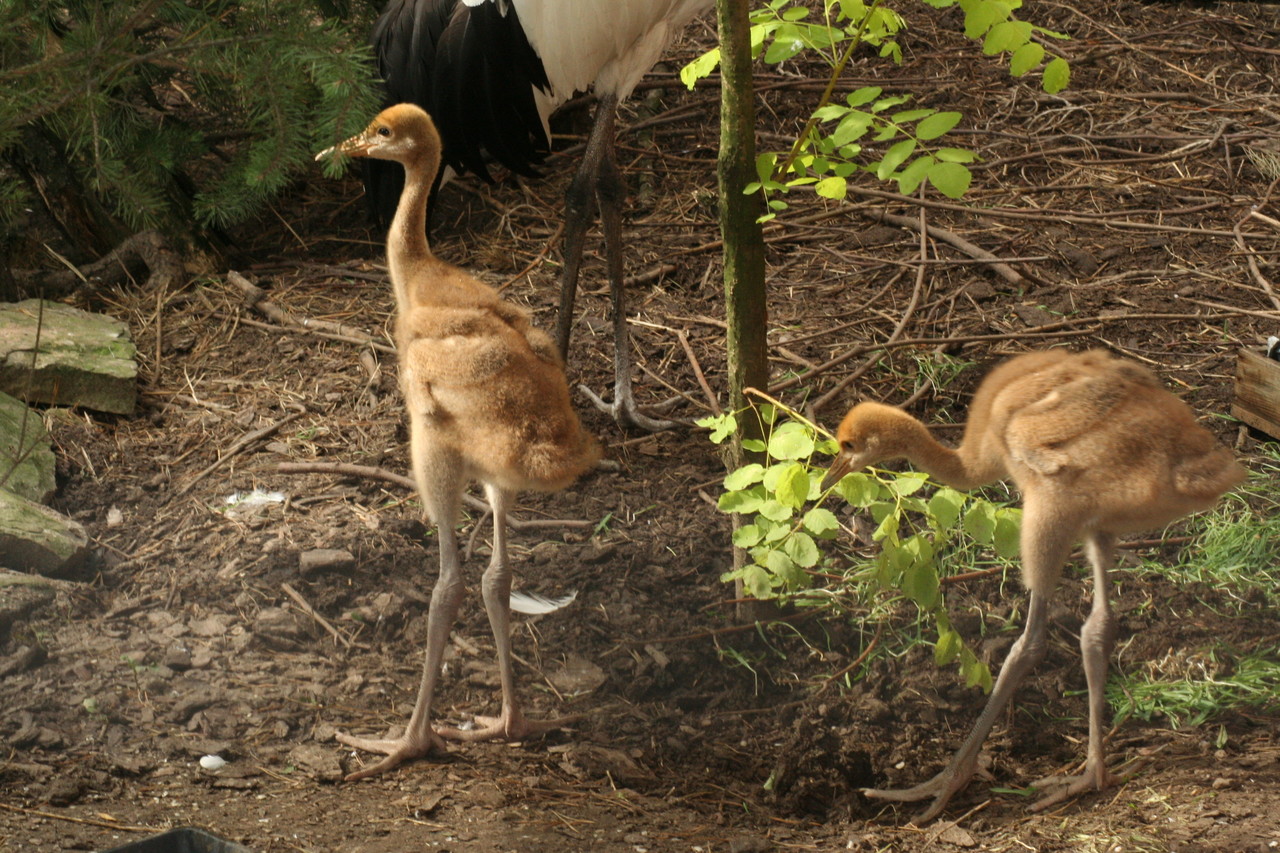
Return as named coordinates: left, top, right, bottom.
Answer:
left=716, top=0, right=771, bottom=621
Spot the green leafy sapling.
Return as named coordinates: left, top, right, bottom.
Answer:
left=682, top=0, right=1070, bottom=219
left=700, top=392, right=1023, bottom=691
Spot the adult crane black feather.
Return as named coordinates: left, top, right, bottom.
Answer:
left=365, top=0, right=551, bottom=227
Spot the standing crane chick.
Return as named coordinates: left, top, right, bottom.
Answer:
left=317, top=103, right=601, bottom=781
left=368, top=0, right=714, bottom=430
left=824, top=349, right=1245, bottom=821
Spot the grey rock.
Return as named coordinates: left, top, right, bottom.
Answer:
left=0, top=391, right=55, bottom=503
left=0, top=299, right=137, bottom=414
left=0, top=488, right=89, bottom=574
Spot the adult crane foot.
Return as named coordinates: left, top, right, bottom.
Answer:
left=1028, top=760, right=1134, bottom=812
left=336, top=727, right=449, bottom=781
left=862, top=766, right=976, bottom=823
left=437, top=708, right=583, bottom=743
left=578, top=384, right=681, bottom=432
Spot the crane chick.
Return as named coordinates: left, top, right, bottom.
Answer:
left=825, top=349, right=1245, bottom=820
left=318, top=104, right=600, bottom=781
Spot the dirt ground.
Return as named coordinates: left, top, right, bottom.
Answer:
left=5, top=0, right=1280, bottom=850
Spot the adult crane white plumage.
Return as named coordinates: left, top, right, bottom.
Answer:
left=368, top=0, right=713, bottom=430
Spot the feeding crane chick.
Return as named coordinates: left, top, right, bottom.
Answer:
left=317, top=104, right=601, bottom=781
left=367, top=0, right=715, bottom=430
left=824, top=349, right=1245, bottom=821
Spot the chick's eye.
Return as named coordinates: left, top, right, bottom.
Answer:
left=841, top=440, right=854, bottom=452
left=377, top=127, right=391, bottom=137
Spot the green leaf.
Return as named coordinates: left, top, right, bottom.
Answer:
left=759, top=499, right=794, bottom=523
left=755, top=152, right=778, bottom=184
left=802, top=507, right=840, bottom=536
left=935, top=628, right=962, bottom=665
left=1009, top=41, right=1045, bottom=77
left=935, top=147, right=979, bottom=163
left=927, top=161, right=972, bottom=198
left=839, top=0, right=869, bottom=19
left=964, top=501, right=996, bottom=545
left=741, top=564, right=773, bottom=599
left=764, top=548, right=803, bottom=587
left=767, top=422, right=815, bottom=460
left=742, top=438, right=767, bottom=453
left=831, top=110, right=875, bottom=147
left=1042, top=56, right=1070, bottom=93
left=873, top=511, right=899, bottom=543
left=846, top=86, right=882, bottom=107
left=724, top=463, right=766, bottom=491
left=764, top=520, right=791, bottom=542
left=816, top=176, right=848, bottom=200
left=900, top=535, right=938, bottom=608
left=871, top=94, right=911, bottom=114
left=896, top=155, right=935, bottom=195
left=891, top=108, right=935, bottom=124
left=680, top=48, right=721, bottom=90
left=983, top=20, right=1033, bottom=56
left=961, top=650, right=994, bottom=691
left=963, top=0, right=1006, bottom=39
left=876, top=138, right=916, bottom=180
left=928, top=487, right=966, bottom=529
left=719, top=486, right=764, bottom=515
left=764, top=23, right=806, bottom=63
left=784, top=532, right=821, bottom=568
left=915, top=111, right=963, bottom=140
left=696, top=412, right=737, bottom=443
left=733, top=524, right=764, bottom=548
left=993, top=507, right=1022, bottom=558
left=890, top=471, right=930, bottom=496
left=835, top=472, right=879, bottom=507
left=776, top=463, right=812, bottom=509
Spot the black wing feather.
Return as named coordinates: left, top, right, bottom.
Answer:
left=365, top=0, right=552, bottom=227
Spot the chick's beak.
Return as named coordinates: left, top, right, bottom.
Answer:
left=315, top=130, right=373, bottom=162
left=821, top=453, right=855, bottom=491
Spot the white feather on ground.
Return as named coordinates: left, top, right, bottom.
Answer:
left=509, top=589, right=578, bottom=615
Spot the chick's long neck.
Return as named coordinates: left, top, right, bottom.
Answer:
left=386, top=144, right=441, bottom=315
left=896, top=416, right=993, bottom=491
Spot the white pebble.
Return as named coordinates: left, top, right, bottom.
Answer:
left=199, top=755, right=227, bottom=771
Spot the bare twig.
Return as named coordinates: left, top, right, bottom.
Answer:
left=175, top=405, right=307, bottom=497
left=862, top=208, right=1028, bottom=288
left=810, top=204, right=930, bottom=415
left=1233, top=217, right=1280, bottom=312
left=226, top=270, right=394, bottom=353
left=274, top=461, right=594, bottom=530
left=282, top=582, right=351, bottom=649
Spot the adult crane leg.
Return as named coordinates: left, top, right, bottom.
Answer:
left=336, top=435, right=463, bottom=780
left=438, top=484, right=581, bottom=741
left=862, top=501, right=1072, bottom=821
left=1030, top=531, right=1127, bottom=810
left=555, top=91, right=676, bottom=432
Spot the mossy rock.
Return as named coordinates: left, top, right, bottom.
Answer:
left=0, top=299, right=137, bottom=415
left=0, top=488, right=89, bottom=575
left=0, top=391, right=56, bottom=504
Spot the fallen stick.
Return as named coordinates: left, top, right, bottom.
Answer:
left=175, top=406, right=306, bottom=497
left=274, top=461, right=594, bottom=530
left=226, top=270, right=394, bottom=353
left=0, top=801, right=154, bottom=834
left=282, top=582, right=350, bottom=648
left=863, top=207, right=1028, bottom=288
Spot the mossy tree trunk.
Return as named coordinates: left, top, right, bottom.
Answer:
left=716, top=0, right=770, bottom=620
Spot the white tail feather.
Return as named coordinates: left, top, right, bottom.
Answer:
left=509, top=589, right=578, bottom=615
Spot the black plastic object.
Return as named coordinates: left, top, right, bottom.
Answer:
left=100, top=827, right=252, bottom=853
